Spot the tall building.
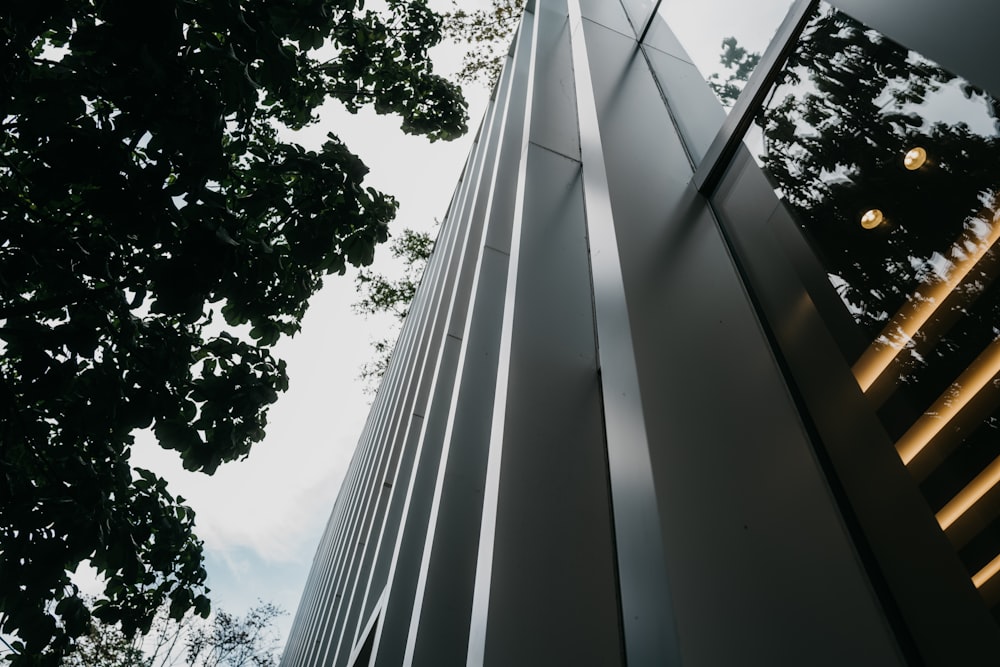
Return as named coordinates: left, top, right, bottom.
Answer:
left=281, top=1, right=1000, bottom=664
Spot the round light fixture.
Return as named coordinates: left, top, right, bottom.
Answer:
left=903, top=146, right=927, bottom=170
left=861, top=209, right=884, bottom=230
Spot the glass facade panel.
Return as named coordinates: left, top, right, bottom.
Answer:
left=742, top=2, right=1000, bottom=619
left=657, top=0, right=795, bottom=107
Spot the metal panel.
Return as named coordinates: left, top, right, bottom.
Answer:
left=569, top=4, right=681, bottom=664
left=640, top=37, right=726, bottom=166
left=524, top=0, right=580, bottom=162
left=351, top=69, right=500, bottom=649
left=581, top=6, right=905, bottom=666
left=618, top=0, right=657, bottom=37
left=479, top=144, right=624, bottom=666
left=371, top=30, right=527, bottom=667
left=326, top=139, right=477, bottom=666
left=403, top=243, right=511, bottom=666
left=403, top=9, right=539, bottom=665
left=578, top=0, right=633, bottom=36
left=638, top=14, right=690, bottom=60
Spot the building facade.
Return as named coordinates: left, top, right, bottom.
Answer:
left=281, top=1, right=1000, bottom=664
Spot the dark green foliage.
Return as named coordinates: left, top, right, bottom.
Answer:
left=354, top=228, right=434, bottom=391
left=354, top=228, right=434, bottom=320
left=443, top=0, right=524, bottom=87
left=0, top=0, right=466, bottom=662
left=707, top=36, right=761, bottom=107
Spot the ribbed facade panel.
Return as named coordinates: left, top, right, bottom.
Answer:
left=281, top=0, right=1000, bottom=664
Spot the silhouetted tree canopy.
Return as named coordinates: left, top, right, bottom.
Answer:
left=707, top=36, right=760, bottom=108
left=0, top=0, right=466, bottom=662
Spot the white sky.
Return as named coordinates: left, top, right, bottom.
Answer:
left=74, top=0, right=796, bottom=651
left=659, top=0, right=795, bottom=76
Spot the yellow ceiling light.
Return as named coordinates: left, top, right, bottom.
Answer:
left=895, top=335, right=1000, bottom=465
left=903, top=146, right=928, bottom=170
left=852, top=208, right=1000, bottom=392
left=973, top=553, right=1000, bottom=589
left=936, top=453, right=1000, bottom=530
left=861, top=209, right=884, bottom=230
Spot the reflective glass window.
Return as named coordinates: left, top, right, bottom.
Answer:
left=742, top=2, right=1000, bottom=617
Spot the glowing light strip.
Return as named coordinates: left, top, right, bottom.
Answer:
left=895, top=335, right=1000, bottom=465
left=852, top=211, right=1000, bottom=392
left=972, top=552, right=1000, bottom=589
left=936, top=453, right=1000, bottom=530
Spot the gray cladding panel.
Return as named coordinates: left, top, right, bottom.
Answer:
left=445, top=50, right=520, bottom=343
left=482, top=30, right=535, bottom=256
left=357, top=413, right=421, bottom=631
left=328, top=209, right=468, bottom=665
left=482, top=145, right=623, bottom=666
left=582, top=11, right=904, bottom=667
left=641, top=42, right=726, bottom=166
left=528, top=0, right=580, bottom=161
left=627, top=186, right=903, bottom=666
left=577, top=0, right=632, bottom=36
left=373, top=335, right=464, bottom=666
left=352, top=67, right=503, bottom=648
left=582, top=21, right=693, bottom=195
left=639, top=17, right=690, bottom=62
left=409, top=246, right=511, bottom=666
left=377, top=15, right=534, bottom=664
left=618, top=0, right=656, bottom=37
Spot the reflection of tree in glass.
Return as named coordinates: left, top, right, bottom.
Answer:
left=754, top=7, right=1000, bottom=398
left=748, top=9, right=1000, bottom=598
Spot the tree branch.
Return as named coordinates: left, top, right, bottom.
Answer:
left=0, top=285, right=114, bottom=321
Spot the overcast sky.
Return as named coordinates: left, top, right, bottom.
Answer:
left=80, top=0, right=799, bottom=650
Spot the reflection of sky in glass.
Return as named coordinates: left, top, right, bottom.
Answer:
left=658, top=0, right=794, bottom=82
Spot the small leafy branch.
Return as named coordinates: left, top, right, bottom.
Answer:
left=353, top=228, right=435, bottom=392
left=443, top=0, right=526, bottom=88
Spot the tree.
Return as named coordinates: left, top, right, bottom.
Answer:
left=59, top=600, right=284, bottom=667
left=0, top=0, right=467, bottom=662
left=184, top=602, right=284, bottom=667
left=61, top=614, right=149, bottom=667
left=442, top=0, right=524, bottom=87
left=353, top=227, right=435, bottom=391
left=707, top=36, right=760, bottom=108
